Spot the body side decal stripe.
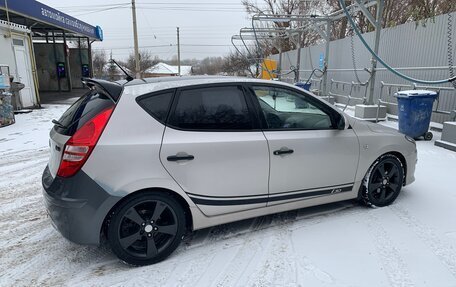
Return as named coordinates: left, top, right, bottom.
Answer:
left=188, top=185, right=353, bottom=206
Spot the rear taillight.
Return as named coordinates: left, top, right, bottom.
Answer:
left=57, top=106, right=114, bottom=177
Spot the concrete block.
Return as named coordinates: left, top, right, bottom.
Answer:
left=318, top=96, right=335, bottom=105
left=435, top=122, right=456, bottom=152
left=354, top=104, right=387, bottom=120
left=441, top=122, right=456, bottom=143
left=435, top=140, right=456, bottom=152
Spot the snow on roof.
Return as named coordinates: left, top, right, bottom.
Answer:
left=146, top=62, right=192, bottom=76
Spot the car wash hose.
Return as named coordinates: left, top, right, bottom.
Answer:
left=339, top=0, right=456, bottom=85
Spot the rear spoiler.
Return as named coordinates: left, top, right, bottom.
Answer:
left=82, top=78, right=123, bottom=103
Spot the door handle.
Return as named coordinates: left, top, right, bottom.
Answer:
left=167, top=153, right=195, bottom=162
left=273, top=148, right=294, bottom=156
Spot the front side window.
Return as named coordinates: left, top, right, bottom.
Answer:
left=169, top=86, right=253, bottom=130
left=251, top=86, right=336, bottom=130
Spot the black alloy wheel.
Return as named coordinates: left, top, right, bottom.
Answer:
left=108, top=193, right=186, bottom=266
left=362, top=154, right=404, bottom=207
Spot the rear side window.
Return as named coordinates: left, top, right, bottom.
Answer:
left=55, top=90, right=114, bottom=136
left=169, top=86, right=253, bottom=130
left=136, top=91, right=174, bottom=123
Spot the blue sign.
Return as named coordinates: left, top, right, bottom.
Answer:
left=319, top=53, right=324, bottom=69
left=0, top=0, right=102, bottom=40
left=95, top=26, right=103, bottom=41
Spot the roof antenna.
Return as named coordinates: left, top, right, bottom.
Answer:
left=110, top=59, right=134, bottom=82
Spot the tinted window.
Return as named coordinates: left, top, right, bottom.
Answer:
left=137, top=91, right=174, bottom=123
left=169, top=86, right=253, bottom=130
left=252, top=86, right=337, bottom=130
left=56, top=90, right=114, bottom=136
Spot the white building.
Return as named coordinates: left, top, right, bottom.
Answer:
left=0, top=20, right=38, bottom=108
left=145, top=62, right=192, bottom=77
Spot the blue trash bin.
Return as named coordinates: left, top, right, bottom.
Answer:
left=294, top=82, right=311, bottom=108
left=295, top=82, right=311, bottom=91
left=394, top=90, right=438, bottom=140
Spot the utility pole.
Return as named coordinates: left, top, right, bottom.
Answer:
left=131, top=0, right=141, bottom=79
left=177, top=27, right=181, bottom=76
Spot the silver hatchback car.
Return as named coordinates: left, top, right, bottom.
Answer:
left=42, top=76, right=417, bottom=265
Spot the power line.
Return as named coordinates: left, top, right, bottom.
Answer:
left=71, top=6, right=246, bottom=16
left=72, top=4, right=130, bottom=16
left=94, top=44, right=243, bottom=50
left=56, top=2, right=243, bottom=9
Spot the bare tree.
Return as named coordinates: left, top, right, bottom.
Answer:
left=192, top=57, right=225, bottom=75
left=106, top=52, right=120, bottom=81
left=243, top=0, right=456, bottom=47
left=119, top=50, right=160, bottom=77
left=92, top=50, right=107, bottom=78
left=223, top=51, right=255, bottom=77
left=242, top=0, right=326, bottom=52
left=407, top=0, right=455, bottom=23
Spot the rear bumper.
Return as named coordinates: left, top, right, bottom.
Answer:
left=42, top=166, right=121, bottom=245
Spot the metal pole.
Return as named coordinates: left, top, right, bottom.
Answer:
left=177, top=27, right=181, bottom=76
left=295, top=32, right=302, bottom=82
left=131, top=0, right=140, bottom=78
left=278, top=48, right=282, bottom=81
left=87, top=38, right=93, bottom=78
left=367, top=0, right=384, bottom=105
left=52, top=31, right=61, bottom=93
left=322, top=20, right=331, bottom=97
left=64, top=31, right=72, bottom=91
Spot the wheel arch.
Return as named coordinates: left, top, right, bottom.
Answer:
left=101, top=187, right=194, bottom=239
left=388, top=151, right=407, bottom=184
left=357, top=151, right=407, bottom=200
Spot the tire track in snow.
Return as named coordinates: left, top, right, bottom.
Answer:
left=0, top=149, right=48, bottom=166
left=266, top=212, right=301, bottom=286
left=0, top=149, right=48, bottom=167
left=242, top=213, right=298, bottom=287
left=0, top=148, right=114, bottom=287
left=0, top=158, right=47, bottom=179
left=290, top=201, right=362, bottom=232
left=390, top=203, right=456, bottom=279
left=365, top=209, right=414, bottom=287
left=166, top=223, right=242, bottom=286
left=0, top=168, right=45, bottom=202
left=211, top=215, right=280, bottom=287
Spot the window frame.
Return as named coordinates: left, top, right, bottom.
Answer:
left=166, top=83, right=261, bottom=132
left=245, top=83, right=344, bottom=131
left=136, top=88, right=177, bottom=125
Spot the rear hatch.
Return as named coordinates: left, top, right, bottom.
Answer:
left=47, top=79, right=122, bottom=178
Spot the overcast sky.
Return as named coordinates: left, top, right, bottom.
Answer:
left=38, top=0, right=252, bottom=61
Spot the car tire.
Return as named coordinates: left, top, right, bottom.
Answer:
left=107, top=192, right=186, bottom=266
left=361, top=154, right=404, bottom=207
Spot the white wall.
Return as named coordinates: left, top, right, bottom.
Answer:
left=0, top=27, right=18, bottom=79
left=0, top=23, right=39, bottom=108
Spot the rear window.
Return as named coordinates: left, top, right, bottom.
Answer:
left=136, top=91, right=174, bottom=123
left=168, top=86, right=253, bottom=130
left=55, top=90, right=114, bottom=136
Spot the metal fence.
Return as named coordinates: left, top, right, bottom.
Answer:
left=272, top=11, right=456, bottom=123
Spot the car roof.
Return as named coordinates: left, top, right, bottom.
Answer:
left=121, top=76, right=300, bottom=97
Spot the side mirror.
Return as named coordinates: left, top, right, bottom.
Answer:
left=337, top=116, right=345, bottom=130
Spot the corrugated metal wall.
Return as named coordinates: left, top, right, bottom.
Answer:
left=273, top=12, right=456, bottom=123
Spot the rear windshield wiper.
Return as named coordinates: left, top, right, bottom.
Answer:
left=52, top=119, right=67, bottom=129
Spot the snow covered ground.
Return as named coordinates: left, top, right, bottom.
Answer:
left=1, top=104, right=456, bottom=287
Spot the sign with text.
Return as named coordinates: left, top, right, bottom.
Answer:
left=0, top=0, right=102, bottom=40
